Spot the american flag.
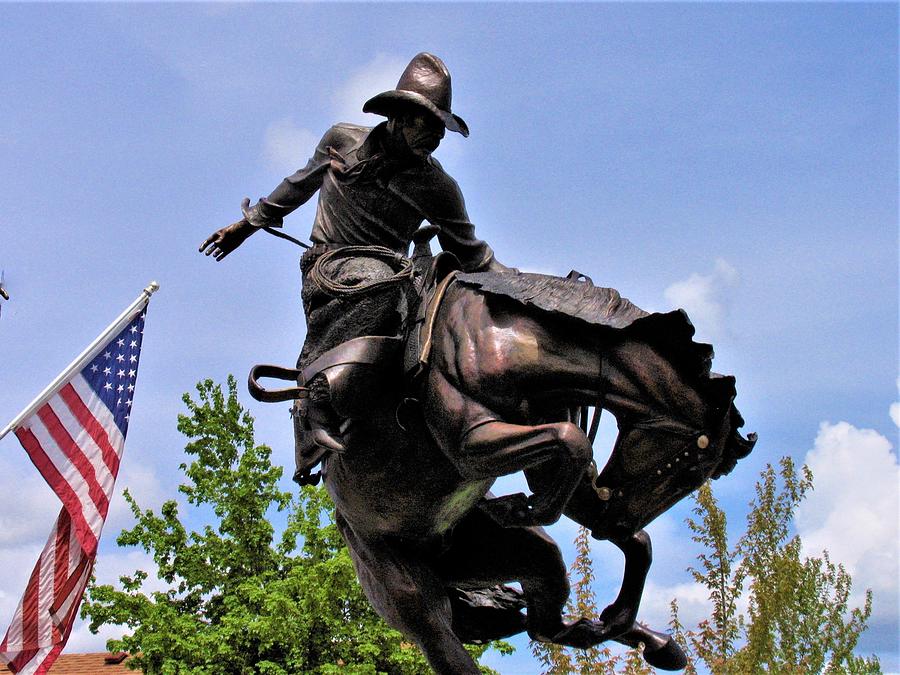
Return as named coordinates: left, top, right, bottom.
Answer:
left=0, top=304, right=149, bottom=675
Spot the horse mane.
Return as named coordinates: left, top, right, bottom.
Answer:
left=456, top=271, right=648, bottom=329
left=455, top=271, right=716, bottom=380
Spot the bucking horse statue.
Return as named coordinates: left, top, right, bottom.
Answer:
left=201, top=51, right=756, bottom=674
left=247, top=226, right=756, bottom=673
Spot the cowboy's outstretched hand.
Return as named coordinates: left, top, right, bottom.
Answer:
left=199, top=220, right=254, bottom=261
left=200, top=198, right=258, bottom=261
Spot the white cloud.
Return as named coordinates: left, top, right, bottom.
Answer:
left=796, top=421, right=899, bottom=620
left=663, top=259, right=739, bottom=340
left=331, top=53, right=408, bottom=125
left=104, top=458, right=171, bottom=537
left=260, top=53, right=406, bottom=175
left=0, top=459, right=59, bottom=547
left=65, top=620, right=123, bottom=654
left=641, top=579, right=712, bottom=630
left=263, top=118, right=319, bottom=175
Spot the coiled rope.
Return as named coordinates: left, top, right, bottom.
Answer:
left=308, top=245, right=415, bottom=297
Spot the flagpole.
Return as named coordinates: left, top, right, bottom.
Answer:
left=0, top=281, right=160, bottom=441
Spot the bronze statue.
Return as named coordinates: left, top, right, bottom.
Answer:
left=202, top=53, right=756, bottom=673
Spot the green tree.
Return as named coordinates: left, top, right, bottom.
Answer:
left=671, top=457, right=881, bottom=673
left=82, top=377, right=503, bottom=674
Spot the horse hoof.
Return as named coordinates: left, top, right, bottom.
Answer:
left=642, top=635, right=688, bottom=671
left=548, top=618, right=607, bottom=649
left=597, top=605, right=636, bottom=642
left=479, top=493, right=531, bottom=527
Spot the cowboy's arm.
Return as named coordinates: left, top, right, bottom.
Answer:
left=426, top=170, right=511, bottom=273
left=200, top=129, right=336, bottom=261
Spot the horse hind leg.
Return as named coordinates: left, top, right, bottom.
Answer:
left=335, top=514, right=481, bottom=675
left=436, top=506, right=608, bottom=649
left=439, top=505, right=684, bottom=667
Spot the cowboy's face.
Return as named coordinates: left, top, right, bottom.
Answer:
left=392, top=111, right=445, bottom=158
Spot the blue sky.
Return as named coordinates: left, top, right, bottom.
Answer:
left=0, top=3, right=897, bottom=672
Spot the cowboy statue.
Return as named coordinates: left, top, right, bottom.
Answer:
left=201, top=53, right=511, bottom=482
left=201, top=52, right=755, bottom=673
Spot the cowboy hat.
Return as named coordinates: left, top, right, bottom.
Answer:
left=363, top=53, right=469, bottom=137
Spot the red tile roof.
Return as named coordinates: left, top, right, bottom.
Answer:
left=48, top=652, right=133, bottom=673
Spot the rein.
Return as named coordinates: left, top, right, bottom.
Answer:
left=562, top=269, right=613, bottom=502
left=261, top=226, right=311, bottom=249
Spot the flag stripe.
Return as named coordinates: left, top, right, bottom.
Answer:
left=53, top=517, right=70, bottom=608
left=50, top=559, right=90, bottom=635
left=34, top=644, right=63, bottom=675
left=9, top=648, right=44, bottom=674
left=66, top=517, right=81, bottom=579
left=50, top=389, right=119, bottom=498
left=51, top=557, right=89, bottom=620
left=70, top=376, right=124, bottom=447
left=0, top=512, right=87, bottom=674
left=19, top=414, right=104, bottom=530
left=59, top=382, right=122, bottom=477
left=37, top=530, right=55, bottom=646
left=37, top=404, right=110, bottom=517
left=20, top=558, right=41, bottom=652
left=14, top=427, right=99, bottom=556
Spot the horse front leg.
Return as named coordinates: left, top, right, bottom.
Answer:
left=614, top=621, right=688, bottom=671
left=458, top=419, right=594, bottom=527
left=598, top=529, right=652, bottom=639
left=566, top=526, right=688, bottom=671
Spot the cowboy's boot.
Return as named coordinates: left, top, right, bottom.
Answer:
left=292, top=397, right=347, bottom=485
